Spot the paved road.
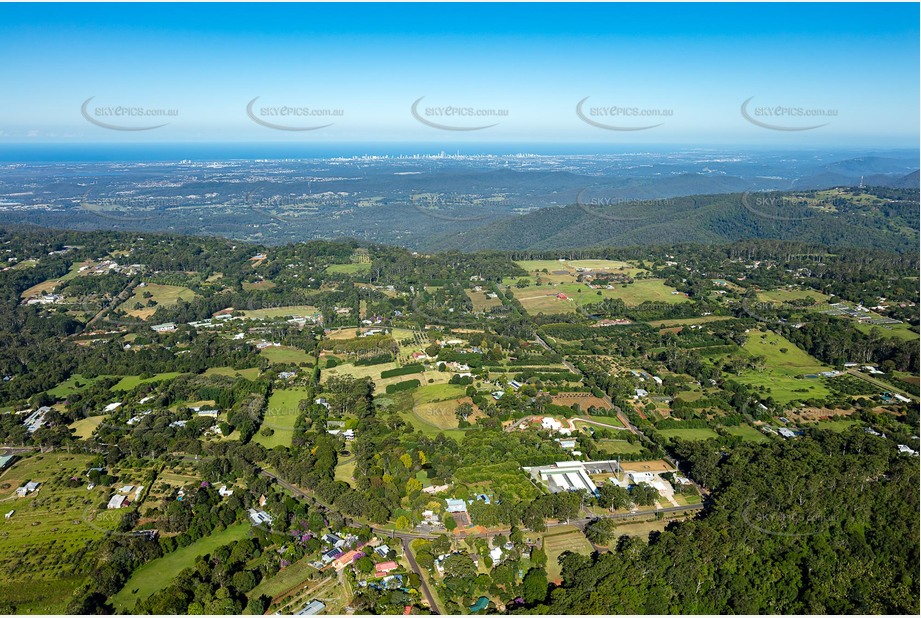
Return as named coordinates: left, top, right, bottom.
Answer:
left=0, top=446, right=37, bottom=457
left=401, top=537, right=440, bottom=614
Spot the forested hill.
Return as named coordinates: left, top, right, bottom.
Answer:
left=428, top=187, right=920, bottom=253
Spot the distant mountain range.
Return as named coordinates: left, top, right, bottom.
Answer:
left=427, top=186, right=920, bottom=253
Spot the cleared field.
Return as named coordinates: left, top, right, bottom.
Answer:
left=806, top=418, right=860, bottom=432
left=203, top=366, right=262, bottom=380
left=325, top=263, right=371, bottom=275
left=121, top=283, right=196, bottom=320
left=241, top=280, right=276, bottom=291
left=553, top=393, right=609, bottom=409
left=111, top=522, right=251, bottom=611
left=542, top=527, right=594, bottom=582
left=855, top=321, right=919, bottom=342
left=0, top=453, right=113, bottom=613
left=334, top=457, right=357, bottom=488
left=576, top=415, right=624, bottom=429
left=111, top=372, right=183, bottom=391
left=247, top=556, right=318, bottom=605
left=734, top=329, right=832, bottom=404
left=48, top=373, right=106, bottom=398
left=722, top=424, right=768, bottom=442
left=322, top=360, right=398, bottom=382
left=465, top=289, right=503, bottom=312
left=413, top=383, right=467, bottom=405
left=19, top=261, right=87, bottom=299
left=253, top=387, right=308, bottom=449
left=647, top=316, right=732, bottom=327
left=260, top=346, right=313, bottom=365
left=756, top=288, right=830, bottom=305
left=620, top=460, right=674, bottom=474
left=656, top=427, right=720, bottom=441
left=241, top=305, right=320, bottom=319
left=595, top=439, right=644, bottom=454
left=511, top=279, right=687, bottom=315
left=69, top=415, right=106, bottom=439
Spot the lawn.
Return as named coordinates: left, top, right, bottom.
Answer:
left=68, top=415, right=106, bottom=439
left=0, top=454, right=112, bottom=613
left=655, top=427, right=720, bottom=441
left=110, top=372, right=183, bottom=391
left=542, top=527, right=594, bottom=582
left=253, top=387, right=308, bottom=449
left=203, top=366, right=262, bottom=380
left=241, top=305, right=320, bottom=319
left=111, top=522, right=251, bottom=611
left=120, top=283, right=196, bottom=320
left=387, top=391, right=468, bottom=442
left=260, top=345, right=314, bottom=365
left=722, top=424, right=769, bottom=442
left=734, top=329, right=832, bottom=404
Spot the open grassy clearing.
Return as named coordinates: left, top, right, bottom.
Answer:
left=647, top=315, right=732, bottom=327
left=111, top=522, right=251, bottom=611
left=734, top=329, right=832, bottom=404
left=595, top=439, right=645, bottom=454
left=510, top=279, right=687, bottom=316
left=260, top=345, right=313, bottom=365
left=756, top=287, right=830, bottom=305
left=68, top=415, right=106, bottom=439
left=203, top=366, right=262, bottom=380
left=804, top=418, right=860, bottom=432
left=325, top=263, right=371, bottom=275
left=47, top=373, right=106, bottom=398
left=542, top=527, right=594, bottom=582
left=465, top=289, right=503, bottom=312
left=253, top=387, right=308, bottom=449
left=855, top=321, right=919, bottom=342
left=110, top=372, right=183, bottom=392
left=0, top=454, right=112, bottom=613
left=121, top=283, right=196, bottom=319
left=246, top=555, right=318, bottom=607
left=655, top=427, right=720, bottom=441
left=334, top=457, right=357, bottom=488
left=241, top=305, right=320, bottom=319
left=722, top=424, right=769, bottom=442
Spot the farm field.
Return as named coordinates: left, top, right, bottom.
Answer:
left=0, top=453, right=113, bottom=614
left=806, top=418, right=860, bottom=432
left=241, top=305, right=320, bottom=319
left=510, top=279, right=688, bottom=315
left=111, top=522, right=251, bottom=611
left=734, top=329, right=832, bottom=404
left=203, top=366, right=262, bottom=380
left=576, top=415, right=624, bottom=429
left=253, top=387, right=308, bottom=449
left=111, top=372, right=183, bottom=392
left=722, top=424, right=769, bottom=442
left=541, top=526, right=594, bottom=582
left=121, top=283, right=196, bottom=320
left=655, top=427, right=720, bottom=441
left=260, top=345, right=313, bottom=365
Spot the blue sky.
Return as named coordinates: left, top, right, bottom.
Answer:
left=0, top=2, right=918, bottom=147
